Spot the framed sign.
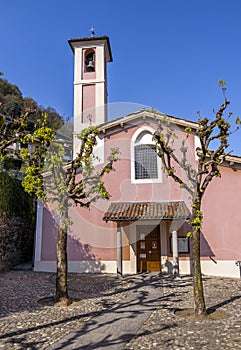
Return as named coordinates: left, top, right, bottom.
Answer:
left=170, top=237, right=190, bottom=253
left=140, top=241, right=145, bottom=249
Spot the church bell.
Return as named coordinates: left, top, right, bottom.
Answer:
left=86, top=59, right=95, bottom=72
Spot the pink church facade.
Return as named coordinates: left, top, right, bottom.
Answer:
left=34, top=36, right=241, bottom=278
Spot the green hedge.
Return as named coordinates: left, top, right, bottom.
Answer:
left=0, top=171, right=34, bottom=222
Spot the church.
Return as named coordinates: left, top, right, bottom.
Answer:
left=34, top=35, right=241, bottom=278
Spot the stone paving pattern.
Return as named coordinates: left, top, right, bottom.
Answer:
left=0, top=271, right=131, bottom=349
left=0, top=270, right=240, bottom=349
left=126, top=275, right=241, bottom=349
left=48, top=274, right=164, bottom=350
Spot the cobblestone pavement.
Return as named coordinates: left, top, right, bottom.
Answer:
left=125, top=275, right=241, bottom=350
left=0, top=271, right=131, bottom=349
left=0, top=270, right=240, bottom=350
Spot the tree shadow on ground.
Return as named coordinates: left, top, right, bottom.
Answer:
left=0, top=245, right=113, bottom=319
left=0, top=276, right=178, bottom=349
left=207, top=295, right=241, bottom=313
left=1, top=275, right=239, bottom=349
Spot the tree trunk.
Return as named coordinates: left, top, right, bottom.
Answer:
left=191, top=205, right=207, bottom=316
left=56, top=198, right=69, bottom=305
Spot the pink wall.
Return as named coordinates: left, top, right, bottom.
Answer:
left=103, top=122, right=195, bottom=205
left=42, top=122, right=194, bottom=262
left=41, top=201, right=119, bottom=261
left=82, top=84, right=96, bottom=123
left=41, top=120, right=241, bottom=265
left=202, top=165, right=241, bottom=260
left=41, top=205, right=57, bottom=260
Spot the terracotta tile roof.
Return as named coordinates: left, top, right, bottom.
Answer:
left=103, top=201, right=190, bottom=222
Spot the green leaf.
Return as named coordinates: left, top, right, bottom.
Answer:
left=218, top=79, right=226, bottom=87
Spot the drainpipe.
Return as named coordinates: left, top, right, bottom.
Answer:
left=172, top=230, right=179, bottom=278
left=117, top=222, right=122, bottom=277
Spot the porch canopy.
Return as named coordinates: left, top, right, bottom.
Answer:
left=103, top=201, right=190, bottom=222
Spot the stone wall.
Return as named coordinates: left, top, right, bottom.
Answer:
left=0, top=217, right=34, bottom=270
left=0, top=171, right=35, bottom=271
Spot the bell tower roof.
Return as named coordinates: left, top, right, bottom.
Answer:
left=68, top=36, right=113, bottom=62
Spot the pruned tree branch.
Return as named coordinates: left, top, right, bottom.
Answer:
left=154, top=126, right=195, bottom=197
left=153, top=81, right=239, bottom=316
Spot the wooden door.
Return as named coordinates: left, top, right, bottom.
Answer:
left=137, top=225, right=161, bottom=272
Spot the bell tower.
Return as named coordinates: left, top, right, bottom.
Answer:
left=68, top=35, right=112, bottom=154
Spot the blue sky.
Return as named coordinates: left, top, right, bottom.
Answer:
left=1, top=0, right=241, bottom=154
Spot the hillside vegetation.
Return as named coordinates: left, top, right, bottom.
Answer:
left=0, top=77, right=64, bottom=131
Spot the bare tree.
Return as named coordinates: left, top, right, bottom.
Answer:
left=153, top=81, right=240, bottom=317
left=23, top=125, right=119, bottom=305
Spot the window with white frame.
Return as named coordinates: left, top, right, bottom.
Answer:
left=134, top=144, right=158, bottom=179
left=131, top=127, right=162, bottom=183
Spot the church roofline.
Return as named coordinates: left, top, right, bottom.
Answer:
left=98, top=108, right=241, bottom=165
left=98, top=108, right=199, bottom=132
left=68, top=35, right=113, bottom=62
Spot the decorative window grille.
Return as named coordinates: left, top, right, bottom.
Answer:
left=134, top=145, right=158, bottom=179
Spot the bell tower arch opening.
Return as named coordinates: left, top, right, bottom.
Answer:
left=84, top=48, right=95, bottom=72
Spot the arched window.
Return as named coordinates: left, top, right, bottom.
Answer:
left=84, top=49, right=95, bottom=72
left=134, top=132, right=158, bottom=179
left=131, top=127, right=162, bottom=183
